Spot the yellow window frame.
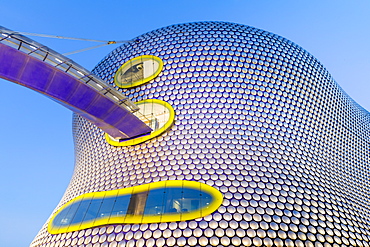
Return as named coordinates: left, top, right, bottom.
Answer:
left=114, top=55, right=163, bottom=88
left=106, top=99, right=175, bottom=146
left=48, top=180, right=223, bottom=234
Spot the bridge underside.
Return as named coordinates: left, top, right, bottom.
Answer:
left=0, top=43, right=151, bottom=139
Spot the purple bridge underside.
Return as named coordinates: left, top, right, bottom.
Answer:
left=0, top=43, right=152, bottom=139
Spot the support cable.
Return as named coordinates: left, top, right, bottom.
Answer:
left=8, top=30, right=133, bottom=55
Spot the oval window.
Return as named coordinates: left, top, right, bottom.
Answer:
left=114, top=55, right=163, bottom=88
left=48, top=180, right=223, bottom=234
left=106, top=99, right=175, bottom=146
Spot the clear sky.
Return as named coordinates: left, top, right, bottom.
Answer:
left=0, top=1, right=369, bottom=246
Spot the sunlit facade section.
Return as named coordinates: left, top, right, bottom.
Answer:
left=32, top=22, right=370, bottom=247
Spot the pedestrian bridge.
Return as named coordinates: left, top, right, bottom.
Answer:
left=0, top=26, right=151, bottom=140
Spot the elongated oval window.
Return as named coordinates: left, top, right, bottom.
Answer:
left=106, top=99, right=175, bottom=146
left=114, top=55, right=163, bottom=88
left=48, top=180, right=223, bottom=234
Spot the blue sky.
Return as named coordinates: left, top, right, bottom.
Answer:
left=1, top=1, right=369, bottom=246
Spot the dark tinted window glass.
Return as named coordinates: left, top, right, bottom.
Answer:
left=200, top=190, right=213, bottom=209
left=144, top=188, right=165, bottom=215
left=127, top=191, right=148, bottom=215
left=119, top=62, right=144, bottom=83
left=70, top=199, right=91, bottom=224
left=97, top=196, right=116, bottom=219
left=142, top=187, right=213, bottom=216
left=53, top=205, right=71, bottom=227
left=182, top=188, right=201, bottom=211
left=52, top=184, right=215, bottom=229
left=53, top=201, right=80, bottom=227
left=83, top=198, right=103, bottom=222
left=111, top=194, right=131, bottom=217
left=163, top=187, right=183, bottom=214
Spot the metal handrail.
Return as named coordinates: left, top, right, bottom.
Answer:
left=0, top=26, right=139, bottom=113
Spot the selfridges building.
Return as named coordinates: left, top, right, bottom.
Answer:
left=32, top=22, right=370, bottom=247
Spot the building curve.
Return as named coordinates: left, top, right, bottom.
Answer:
left=32, top=21, right=370, bottom=247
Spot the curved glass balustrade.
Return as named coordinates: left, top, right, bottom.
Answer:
left=106, top=99, right=175, bottom=146
left=48, top=180, right=223, bottom=234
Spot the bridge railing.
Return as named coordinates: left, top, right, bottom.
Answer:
left=0, top=26, right=139, bottom=113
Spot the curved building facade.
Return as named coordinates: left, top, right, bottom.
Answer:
left=31, top=22, right=370, bottom=247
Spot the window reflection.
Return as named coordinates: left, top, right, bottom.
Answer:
left=97, top=197, right=116, bottom=218
left=127, top=191, right=148, bottom=216
left=83, top=198, right=103, bottom=222
left=53, top=203, right=77, bottom=226
left=70, top=199, right=91, bottom=225
left=111, top=194, right=130, bottom=217
left=144, top=189, right=165, bottom=215
left=52, top=186, right=214, bottom=227
left=114, top=55, right=163, bottom=88
left=49, top=181, right=223, bottom=234
left=162, top=187, right=184, bottom=214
